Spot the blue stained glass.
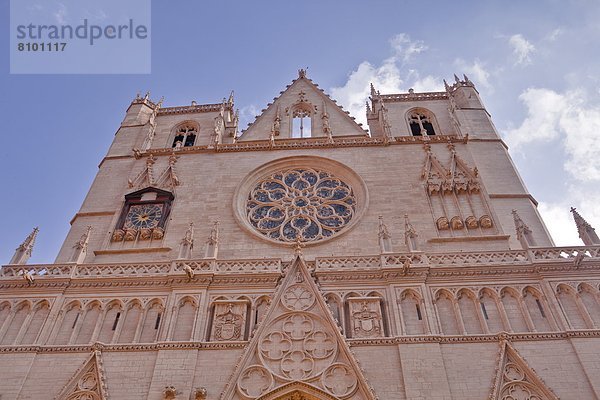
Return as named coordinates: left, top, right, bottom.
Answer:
left=332, top=204, right=349, bottom=215
left=293, top=218, right=309, bottom=228
left=284, top=172, right=299, bottom=186
left=332, top=189, right=348, bottom=200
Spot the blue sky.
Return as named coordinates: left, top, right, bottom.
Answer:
left=2, top=0, right=600, bottom=264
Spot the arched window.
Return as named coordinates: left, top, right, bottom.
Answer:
left=479, top=289, right=505, bottom=333
left=20, top=301, right=50, bottom=344
left=291, top=105, right=312, bottom=138
left=172, top=123, right=198, bottom=148
left=457, top=289, right=483, bottom=334
left=139, top=300, right=163, bottom=343
left=407, top=109, right=437, bottom=136
left=117, top=301, right=143, bottom=343
left=435, top=290, right=459, bottom=335
left=500, top=288, right=529, bottom=333
left=400, top=290, right=426, bottom=335
left=172, top=297, right=197, bottom=341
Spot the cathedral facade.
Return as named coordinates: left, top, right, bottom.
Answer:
left=2, top=70, right=600, bottom=399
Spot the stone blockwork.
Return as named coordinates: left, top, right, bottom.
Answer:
left=2, top=71, right=600, bottom=399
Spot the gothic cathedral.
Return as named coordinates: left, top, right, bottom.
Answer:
left=2, top=70, right=600, bottom=399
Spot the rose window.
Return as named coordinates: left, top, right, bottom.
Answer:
left=246, top=168, right=356, bottom=243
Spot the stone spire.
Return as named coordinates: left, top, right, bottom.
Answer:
left=10, top=227, right=39, bottom=265
left=178, top=222, right=195, bottom=260
left=404, top=214, right=419, bottom=252
left=378, top=215, right=392, bottom=253
left=512, top=210, right=535, bottom=249
left=205, top=221, right=219, bottom=259
left=70, top=226, right=92, bottom=264
left=570, top=207, right=600, bottom=245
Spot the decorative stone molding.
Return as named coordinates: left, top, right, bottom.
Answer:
left=210, top=300, right=248, bottom=342
left=346, top=297, right=384, bottom=339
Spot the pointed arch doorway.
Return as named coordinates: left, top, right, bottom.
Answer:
left=257, top=381, right=341, bottom=400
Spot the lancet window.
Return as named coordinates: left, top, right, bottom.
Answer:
left=291, top=105, right=312, bottom=138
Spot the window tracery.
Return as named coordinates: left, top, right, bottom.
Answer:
left=172, top=123, right=197, bottom=148
left=246, top=168, right=356, bottom=243
left=407, top=109, right=437, bottom=136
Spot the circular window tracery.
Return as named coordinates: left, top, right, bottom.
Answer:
left=246, top=167, right=357, bottom=243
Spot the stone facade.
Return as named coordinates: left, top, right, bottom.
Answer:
left=1, top=70, right=600, bottom=399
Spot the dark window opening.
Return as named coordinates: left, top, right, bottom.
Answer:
left=172, top=125, right=198, bottom=148
left=71, top=312, right=80, bottom=329
left=184, top=133, right=196, bottom=147
left=415, top=304, right=422, bottom=320
left=172, top=134, right=185, bottom=147
left=422, top=121, right=435, bottom=135
left=480, top=302, right=489, bottom=320
left=155, top=313, right=162, bottom=329
left=408, top=111, right=436, bottom=136
left=535, top=299, right=546, bottom=318
left=111, top=312, right=121, bottom=331
left=410, top=122, right=422, bottom=136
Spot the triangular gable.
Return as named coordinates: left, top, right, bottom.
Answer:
left=220, top=253, right=377, bottom=400
left=448, top=146, right=480, bottom=194
left=128, top=154, right=180, bottom=190
left=489, top=340, right=558, bottom=400
left=421, top=144, right=451, bottom=195
left=55, top=349, right=109, bottom=400
left=240, top=70, right=368, bottom=141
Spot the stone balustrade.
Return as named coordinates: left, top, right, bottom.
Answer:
left=1, top=245, right=599, bottom=281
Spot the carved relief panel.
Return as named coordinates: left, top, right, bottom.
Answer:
left=210, top=300, right=249, bottom=341
left=347, top=297, right=384, bottom=338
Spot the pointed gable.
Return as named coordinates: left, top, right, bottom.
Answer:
left=55, top=349, right=109, bottom=400
left=489, top=340, right=558, bottom=400
left=220, top=253, right=376, bottom=400
left=240, top=70, right=368, bottom=141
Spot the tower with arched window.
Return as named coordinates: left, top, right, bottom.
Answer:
left=1, top=70, right=599, bottom=400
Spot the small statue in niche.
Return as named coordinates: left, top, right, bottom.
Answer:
left=272, top=114, right=281, bottom=136
left=111, top=229, right=125, bottom=242
left=479, top=215, right=493, bottom=229
left=436, top=217, right=450, bottom=230
left=194, top=387, right=207, bottom=400
left=139, top=228, right=152, bottom=240
left=450, top=216, right=464, bottom=230
left=124, top=229, right=137, bottom=241
left=465, top=216, right=479, bottom=229
left=152, top=227, right=165, bottom=240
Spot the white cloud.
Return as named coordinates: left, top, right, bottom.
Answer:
left=239, top=104, right=260, bottom=131
left=454, top=58, right=493, bottom=91
left=505, top=88, right=600, bottom=181
left=53, top=3, right=67, bottom=24
left=389, top=33, right=428, bottom=63
left=330, top=33, right=441, bottom=128
left=508, top=34, right=535, bottom=66
left=538, top=186, right=600, bottom=246
left=546, top=28, right=564, bottom=42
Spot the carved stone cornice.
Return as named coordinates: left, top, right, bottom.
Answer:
left=2, top=330, right=599, bottom=354
left=347, top=329, right=600, bottom=345
left=0, top=341, right=248, bottom=354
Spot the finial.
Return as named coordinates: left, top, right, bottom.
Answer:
left=228, top=90, right=235, bottom=105
left=298, top=68, right=307, bottom=78
left=443, top=79, right=450, bottom=91
left=365, top=100, right=371, bottom=114
left=370, top=82, right=376, bottom=97
left=10, top=227, right=39, bottom=265
left=454, top=74, right=460, bottom=83
left=570, top=207, right=600, bottom=245
left=144, top=91, right=150, bottom=100
left=404, top=214, right=419, bottom=251
left=157, top=96, right=164, bottom=107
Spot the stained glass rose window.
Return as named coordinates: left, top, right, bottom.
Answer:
left=246, top=168, right=356, bottom=243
